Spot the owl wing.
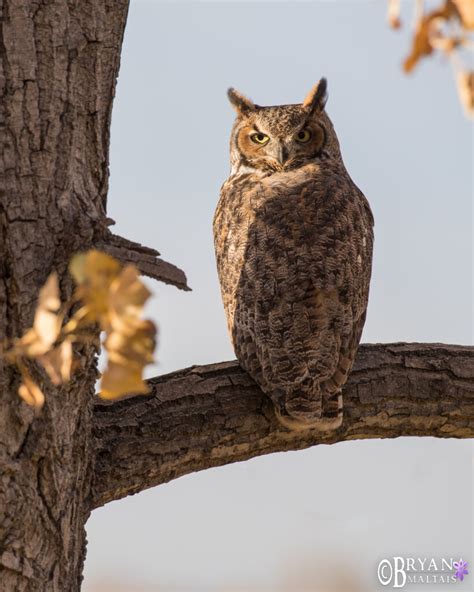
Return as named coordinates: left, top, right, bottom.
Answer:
left=216, top=162, right=373, bottom=426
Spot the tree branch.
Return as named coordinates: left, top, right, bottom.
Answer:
left=97, top=232, right=190, bottom=291
left=91, top=342, right=474, bottom=509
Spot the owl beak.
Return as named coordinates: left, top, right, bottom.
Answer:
left=273, top=143, right=289, bottom=165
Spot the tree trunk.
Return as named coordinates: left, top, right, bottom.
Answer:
left=0, top=1, right=130, bottom=589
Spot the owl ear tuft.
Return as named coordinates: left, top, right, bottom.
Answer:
left=227, top=88, right=257, bottom=116
left=302, top=78, right=328, bottom=113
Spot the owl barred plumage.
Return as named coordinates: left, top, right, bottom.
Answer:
left=213, top=79, right=374, bottom=431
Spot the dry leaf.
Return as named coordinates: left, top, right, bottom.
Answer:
left=457, top=69, right=474, bottom=117
left=391, top=0, right=474, bottom=120
left=100, top=362, right=150, bottom=400
left=106, top=321, right=156, bottom=365
left=97, top=261, right=156, bottom=399
left=388, top=0, right=402, bottom=29
left=70, top=251, right=156, bottom=400
left=33, top=273, right=62, bottom=345
left=108, top=265, right=151, bottom=325
left=453, top=0, right=474, bottom=29
left=18, top=371, right=45, bottom=408
left=101, top=320, right=156, bottom=400
left=69, top=250, right=121, bottom=325
left=69, top=250, right=121, bottom=287
left=404, top=13, right=437, bottom=72
left=7, top=250, right=157, bottom=407
left=12, top=273, right=62, bottom=357
left=401, top=1, right=469, bottom=72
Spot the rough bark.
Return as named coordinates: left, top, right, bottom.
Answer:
left=0, top=1, right=132, bottom=589
left=97, top=231, right=189, bottom=291
left=92, top=342, right=474, bottom=509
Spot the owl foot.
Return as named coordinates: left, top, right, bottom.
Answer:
left=275, top=392, right=343, bottom=432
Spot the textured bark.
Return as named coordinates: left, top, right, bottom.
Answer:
left=98, top=231, right=190, bottom=291
left=0, top=1, right=131, bottom=589
left=92, top=342, right=474, bottom=509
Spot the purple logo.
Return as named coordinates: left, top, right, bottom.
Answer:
left=453, top=559, right=469, bottom=582
left=377, top=557, right=470, bottom=587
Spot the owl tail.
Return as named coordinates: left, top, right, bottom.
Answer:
left=275, top=350, right=357, bottom=430
left=275, top=386, right=343, bottom=432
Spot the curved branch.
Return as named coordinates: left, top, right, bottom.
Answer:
left=91, top=342, right=474, bottom=509
left=97, top=232, right=190, bottom=291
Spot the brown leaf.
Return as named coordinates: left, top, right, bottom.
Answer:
left=6, top=250, right=158, bottom=408
left=69, top=250, right=121, bottom=286
left=108, top=265, right=152, bottom=328
left=106, top=320, right=156, bottom=364
left=100, top=320, right=156, bottom=399
left=99, top=361, right=150, bottom=400
left=404, top=17, right=435, bottom=72
left=18, top=371, right=45, bottom=408
left=453, top=0, right=474, bottom=29
left=403, top=2, right=456, bottom=72
left=456, top=69, right=474, bottom=117
left=388, top=0, right=402, bottom=29
left=12, top=273, right=62, bottom=357
left=69, top=250, right=122, bottom=325
left=69, top=250, right=157, bottom=400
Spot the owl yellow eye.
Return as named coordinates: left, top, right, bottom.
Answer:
left=250, top=132, right=270, bottom=145
left=295, top=129, right=312, bottom=143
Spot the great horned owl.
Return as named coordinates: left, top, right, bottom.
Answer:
left=213, top=79, right=374, bottom=431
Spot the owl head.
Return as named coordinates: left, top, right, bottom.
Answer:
left=227, top=79, right=342, bottom=174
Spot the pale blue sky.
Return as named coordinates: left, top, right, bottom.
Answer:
left=84, top=2, right=473, bottom=590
